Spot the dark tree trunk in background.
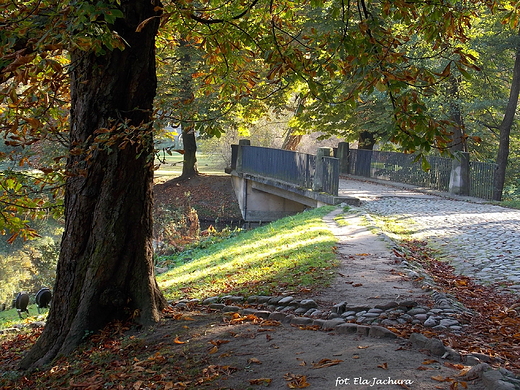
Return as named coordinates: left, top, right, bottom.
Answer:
left=181, top=127, right=199, bottom=178
left=20, top=0, right=166, bottom=370
left=493, top=34, right=520, bottom=201
left=358, top=130, right=376, bottom=150
left=448, top=76, right=466, bottom=153
left=178, top=39, right=199, bottom=179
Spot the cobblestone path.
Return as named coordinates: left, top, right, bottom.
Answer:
left=339, top=177, right=520, bottom=294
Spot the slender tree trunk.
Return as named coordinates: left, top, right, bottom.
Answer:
left=493, top=35, right=520, bottom=201
left=281, top=130, right=303, bottom=151
left=181, top=127, right=199, bottom=177
left=20, top=0, right=166, bottom=370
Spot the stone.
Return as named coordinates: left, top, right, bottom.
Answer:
left=369, top=326, right=397, bottom=339
left=310, top=310, right=323, bottom=318
left=409, top=333, right=429, bottom=349
left=208, top=303, right=225, bottom=310
left=203, top=296, right=220, bottom=305
left=414, top=314, right=428, bottom=321
left=256, top=296, right=272, bottom=304
left=253, top=310, right=271, bottom=319
left=304, top=308, right=317, bottom=317
left=268, top=312, right=287, bottom=321
left=322, top=318, right=345, bottom=329
left=335, top=323, right=358, bottom=334
left=399, top=300, right=418, bottom=308
left=332, top=301, right=347, bottom=314
left=440, top=318, right=459, bottom=327
left=407, top=307, right=427, bottom=315
left=222, top=305, right=241, bottom=312
left=367, top=308, right=383, bottom=314
left=268, top=296, right=283, bottom=304
left=294, top=308, right=308, bottom=315
left=375, top=301, right=398, bottom=310
left=299, top=299, right=318, bottom=309
left=290, top=317, right=314, bottom=326
left=356, top=325, right=370, bottom=336
left=426, top=338, right=446, bottom=356
left=278, top=296, right=295, bottom=305
left=423, top=317, right=438, bottom=327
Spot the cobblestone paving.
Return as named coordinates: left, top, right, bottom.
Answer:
left=339, top=178, right=520, bottom=294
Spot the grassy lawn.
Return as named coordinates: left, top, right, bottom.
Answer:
left=157, top=206, right=338, bottom=301
left=154, top=143, right=227, bottom=179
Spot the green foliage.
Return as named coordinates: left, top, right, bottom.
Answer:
left=0, top=235, right=60, bottom=307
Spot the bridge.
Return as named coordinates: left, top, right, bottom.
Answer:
left=227, top=140, right=495, bottom=222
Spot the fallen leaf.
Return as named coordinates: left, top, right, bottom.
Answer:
left=208, top=345, right=219, bottom=354
left=249, top=378, right=272, bottom=385
left=431, top=375, right=453, bottom=382
left=248, top=358, right=262, bottom=365
left=311, top=358, right=343, bottom=369
left=284, top=373, right=311, bottom=388
left=352, top=355, right=360, bottom=359
left=352, top=283, right=363, bottom=287
left=357, top=345, right=369, bottom=349
left=173, top=336, right=185, bottom=344
left=378, top=362, right=388, bottom=369
left=423, top=359, right=439, bottom=365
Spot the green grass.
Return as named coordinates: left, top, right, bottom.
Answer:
left=154, top=145, right=227, bottom=179
left=157, top=206, right=338, bottom=300
left=0, top=305, right=48, bottom=329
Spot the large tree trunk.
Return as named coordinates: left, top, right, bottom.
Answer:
left=20, top=0, right=166, bottom=370
left=493, top=35, right=520, bottom=201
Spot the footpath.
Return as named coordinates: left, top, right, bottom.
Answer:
left=206, top=176, right=520, bottom=390
left=338, top=175, right=520, bottom=293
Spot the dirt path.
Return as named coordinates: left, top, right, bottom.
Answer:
left=151, top=207, right=486, bottom=390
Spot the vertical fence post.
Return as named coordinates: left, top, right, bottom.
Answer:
left=235, top=139, right=250, bottom=173
left=336, top=142, right=350, bottom=174
left=449, top=151, right=470, bottom=196
left=313, top=147, right=332, bottom=192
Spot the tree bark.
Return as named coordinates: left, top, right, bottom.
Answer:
left=19, top=0, right=166, bottom=370
left=493, top=34, right=520, bottom=201
left=181, top=127, right=199, bottom=178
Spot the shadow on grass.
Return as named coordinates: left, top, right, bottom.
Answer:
left=157, top=206, right=339, bottom=300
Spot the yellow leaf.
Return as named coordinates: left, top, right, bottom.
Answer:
left=173, top=336, right=185, bottom=344
left=209, top=345, right=219, bottom=354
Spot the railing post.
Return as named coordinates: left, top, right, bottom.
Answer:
left=337, top=142, right=350, bottom=174
left=235, top=139, right=250, bottom=173
left=449, top=151, right=470, bottom=196
left=313, top=147, right=332, bottom=192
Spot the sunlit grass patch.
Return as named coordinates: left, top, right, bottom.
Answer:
left=157, top=206, right=338, bottom=300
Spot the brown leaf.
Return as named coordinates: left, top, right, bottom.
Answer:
left=249, top=378, right=272, bottom=385
left=173, top=336, right=186, bottom=344
left=248, top=358, right=262, bottom=365
left=285, top=374, right=311, bottom=388
left=378, top=362, right=388, bottom=369
left=312, top=358, right=343, bottom=368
